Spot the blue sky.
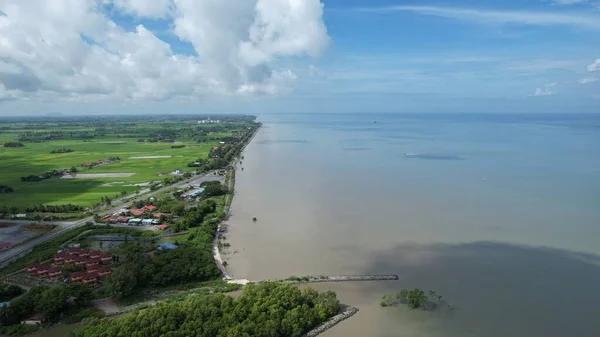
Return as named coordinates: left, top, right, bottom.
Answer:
left=0, top=0, right=598, bottom=114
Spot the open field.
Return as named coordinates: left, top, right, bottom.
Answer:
left=0, top=115, right=258, bottom=210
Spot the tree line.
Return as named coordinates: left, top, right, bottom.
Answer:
left=2, top=142, right=24, bottom=148
left=50, top=148, right=74, bottom=154
left=24, top=204, right=85, bottom=213
left=0, top=282, right=24, bottom=302
left=0, top=284, right=93, bottom=332
left=0, top=185, right=14, bottom=194
left=73, top=282, right=340, bottom=337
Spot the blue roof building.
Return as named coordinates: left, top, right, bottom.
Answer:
left=157, top=242, right=178, bottom=251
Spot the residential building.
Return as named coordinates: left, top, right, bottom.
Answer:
left=47, top=267, right=62, bottom=280
left=70, top=271, right=86, bottom=283
left=100, top=253, right=113, bottom=264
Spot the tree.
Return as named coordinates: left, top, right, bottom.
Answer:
left=107, top=266, right=138, bottom=299
left=70, top=166, right=78, bottom=173
left=406, top=289, right=428, bottom=309
left=9, top=206, right=18, bottom=215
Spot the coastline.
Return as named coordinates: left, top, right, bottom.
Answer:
left=212, top=125, right=261, bottom=281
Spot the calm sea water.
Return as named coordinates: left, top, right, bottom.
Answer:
left=226, top=113, right=600, bottom=337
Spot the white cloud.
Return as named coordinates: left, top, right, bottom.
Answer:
left=579, top=76, right=599, bottom=83
left=359, top=5, right=600, bottom=29
left=588, top=58, right=600, bottom=71
left=0, top=0, right=329, bottom=104
left=533, top=82, right=557, bottom=96
left=111, top=0, right=174, bottom=18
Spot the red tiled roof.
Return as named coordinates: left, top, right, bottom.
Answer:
left=48, top=267, right=62, bottom=274
left=142, top=205, right=157, bottom=211
left=86, top=258, right=100, bottom=265
left=83, top=271, right=98, bottom=280
left=153, top=213, right=167, bottom=218
left=70, top=271, right=86, bottom=280
left=157, top=224, right=169, bottom=230
left=129, top=209, right=145, bottom=216
left=26, top=263, right=42, bottom=271
left=87, top=264, right=101, bottom=272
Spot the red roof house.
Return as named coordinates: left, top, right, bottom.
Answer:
left=53, top=254, right=66, bottom=265
left=36, top=265, right=50, bottom=277
left=85, top=258, right=100, bottom=268
left=117, top=216, right=130, bottom=223
left=79, top=249, right=90, bottom=257
left=89, top=250, right=102, bottom=259
left=67, top=247, right=82, bottom=255
left=86, top=264, right=101, bottom=273
left=129, top=209, right=145, bottom=217
left=153, top=213, right=167, bottom=218
left=74, top=256, right=87, bottom=266
left=100, top=253, right=113, bottom=264
left=47, top=267, right=62, bottom=280
left=70, top=271, right=86, bottom=283
left=142, top=205, right=157, bottom=211
left=157, top=224, right=169, bottom=230
left=98, top=266, right=112, bottom=278
left=25, top=263, right=41, bottom=273
left=63, top=254, right=76, bottom=264
left=82, top=272, right=98, bottom=286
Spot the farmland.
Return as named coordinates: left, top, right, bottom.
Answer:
left=0, top=115, right=258, bottom=211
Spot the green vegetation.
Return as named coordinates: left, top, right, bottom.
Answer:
left=0, top=185, right=14, bottom=194
left=0, top=284, right=94, bottom=335
left=380, top=288, right=450, bottom=311
left=50, top=148, right=74, bottom=154
left=0, top=115, right=259, bottom=211
left=0, top=282, right=24, bottom=302
left=72, top=282, right=340, bottom=337
left=2, top=142, right=24, bottom=148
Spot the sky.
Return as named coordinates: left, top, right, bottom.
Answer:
left=0, top=0, right=599, bottom=115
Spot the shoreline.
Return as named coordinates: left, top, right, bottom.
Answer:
left=212, top=125, right=261, bottom=281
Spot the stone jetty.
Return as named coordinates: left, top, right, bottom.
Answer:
left=302, top=306, right=359, bottom=337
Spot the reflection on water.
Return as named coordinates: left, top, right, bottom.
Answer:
left=226, top=113, right=600, bottom=337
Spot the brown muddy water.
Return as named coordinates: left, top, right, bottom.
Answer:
left=225, top=114, right=600, bottom=337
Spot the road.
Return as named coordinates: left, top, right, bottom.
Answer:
left=0, top=174, right=224, bottom=268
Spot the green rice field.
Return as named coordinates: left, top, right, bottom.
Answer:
left=0, top=115, right=256, bottom=210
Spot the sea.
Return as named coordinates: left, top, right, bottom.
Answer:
left=226, top=113, right=600, bottom=337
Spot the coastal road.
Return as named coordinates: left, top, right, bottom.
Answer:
left=0, top=174, right=225, bottom=268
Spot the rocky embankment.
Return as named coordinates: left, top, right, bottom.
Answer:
left=302, top=306, right=359, bottom=337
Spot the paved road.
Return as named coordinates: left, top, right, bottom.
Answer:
left=0, top=174, right=224, bottom=267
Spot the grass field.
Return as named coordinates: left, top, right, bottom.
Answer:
left=0, top=115, right=257, bottom=210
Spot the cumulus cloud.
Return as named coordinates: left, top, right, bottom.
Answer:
left=0, top=0, right=329, bottom=103
left=579, top=76, right=599, bottom=83
left=533, top=82, right=557, bottom=96
left=588, top=58, right=600, bottom=71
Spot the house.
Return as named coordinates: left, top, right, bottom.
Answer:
left=22, top=313, right=44, bottom=325
left=82, top=272, right=98, bottom=286
left=70, top=271, right=86, bottom=283
left=25, top=263, right=41, bottom=274
left=89, top=250, right=102, bottom=259
left=15, top=213, right=27, bottom=218
left=67, top=247, right=83, bottom=255
left=117, top=216, right=130, bottom=223
left=63, top=254, right=76, bottom=264
left=36, top=265, right=49, bottom=277
left=86, top=264, right=101, bottom=273
left=141, top=219, right=154, bottom=225
left=53, top=254, right=66, bottom=265
left=153, top=213, right=167, bottom=219
left=98, top=266, right=112, bottom=278
left=0, top=242, right=11, bottom=251
left=129, top=209, right=145, bottom=217
left=47, top=267, right=62, bottom=280
left=128, top=218, right=142, bottom=226
left=85, top=258, right=100, bottom=268
left=79, top=249, right=90, bottom=257
left=171, top=169, right=184, bottom=175
left=157, top=224, right=169, bottom=231
left=100, top=253, right=113, bottom=264
left=157, top=242, right=178, bottom=251
left=142, top=205, right=157, bottom=212
left=74, top=256, right=87, bottom=266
